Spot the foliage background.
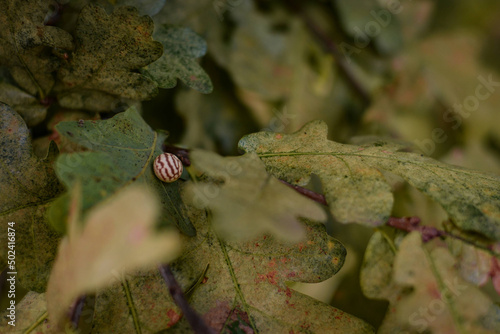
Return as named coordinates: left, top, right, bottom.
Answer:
left=1, top=0, right=500, bottom=332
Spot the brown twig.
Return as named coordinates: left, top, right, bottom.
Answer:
left=70, top=295, right=86, bottom=329
left=386, top=216, right=444, bottom=242
left=278, top=179, right=328, bottom=206
left=163, top=145, right=191, bottom=166
left=158, top=264, right=215, bottom=334
left=283, top=0, right=371, bottom=104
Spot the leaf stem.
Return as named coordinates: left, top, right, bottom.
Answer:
left=23, top=311, right=48, bottom=334
left=283, top=0, right=371, bottom=104
left=158, top=264, right=216, bottom=334
left=278, top=179, right=327, bottom=205
left=70, top=295, right=86, bottom=330
left=163, top=145, right=191, bottom=166
left=121, top=276, right=142, bottom=334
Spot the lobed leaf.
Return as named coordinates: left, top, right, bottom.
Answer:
left=0, top=103, right=63, bottom=291
left=0, top=82, right=47, bottom=127
left=56, top=5, right=163, bottom=108
left=239, top=120, right=500, bottom=241
left=167, top=204, right=373, bottom=333
left=184, top=150, right=326, bottom=242
left=51, top=107, right=195, bottom=235
left=0, top=0, right=73, bottom=97
left=142, top=25, right=213, bottom=94
left=389, top=233, right=499, bottom=333
left=46, top=185, right=181, bottom=331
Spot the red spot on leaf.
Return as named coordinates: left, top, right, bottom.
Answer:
left=298, top=243, right=304, bottom=252
left=490, top=254, right=500, bottom=295
left=427, top=283, right=440, bottom=299
left=190, top=75, right=198, bottom=81
left=256, top=270, right=278, bottom=285
left=166, top=309, right=181, bottom=327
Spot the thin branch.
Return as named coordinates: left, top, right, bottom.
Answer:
left=278, top=179, right=327, bottom=206
left=158, top=264, right=215, bottom=334
left=284, top=0, right=371, bottom=104
left=70, top=295, right=86, bottom=330
left=163, top=145, right=191, bottom=166
left=387, top=216, right=444, bottom=242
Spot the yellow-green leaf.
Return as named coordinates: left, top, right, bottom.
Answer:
left=46, top=185, right=181, bottom=331
left=184, top=150, right=326, bottom=242
left=239, top=120, right=500, bottom=240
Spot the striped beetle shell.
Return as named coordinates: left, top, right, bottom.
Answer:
left=153, top=153, right=183, bottom=183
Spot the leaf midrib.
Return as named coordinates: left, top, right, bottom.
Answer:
left=256, top=151, right=499, bottom=181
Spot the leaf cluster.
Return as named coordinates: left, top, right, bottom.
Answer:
left=2, top=0, right=500, bottom=333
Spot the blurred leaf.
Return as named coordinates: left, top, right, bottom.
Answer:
left=334, top=0, right=403, bottom=56
left=167, top=205, right=373, bottom=333
left=380, top=232, right=500, bottom=333
left=46, top=184, right=181, bottom=331
left=50, top=107, right=195, bottom=235
left=0, top=82, right=47, bottom=127
left=0, top=0, right=73, bottom=97
left=56, top=5, right=163, bottom=109
left=2, top=270, right=183, bottom=333
left=142, top=25, right=213, bottom=93
left=239, top=121, right=500, bottom=241
left=184, top=150, right=326, bottom=242
left=0, top=103, right=63, bottom=291
left=175, top=89, right=257, bottom=155
left=116, top=0, right=166, bottom=16
left=360, top=231, right=398, bottom=300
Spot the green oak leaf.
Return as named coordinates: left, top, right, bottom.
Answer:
left=141, top=25, right=213, bottom=94
left=50, top=107, right=195, bottom=236
left=0, top=103, right=63, bottom=292
left=168, top=204, right=373, bottom=333
left=4, top=205, right=371, bottom=333
left=184, top=150, right=326, bottom=242
left=0, top=270, right=182, bottom=333
left=0, top=82, right=48, bottom=128
left=116, top=0, right=166, bottom=16
left=239, top=120, right=500, bottom=241
left=55, top=5, right=163, bottom=109
left=171, top=208, right=372, bottom=333
left=0, top=0, right=73, bottom=97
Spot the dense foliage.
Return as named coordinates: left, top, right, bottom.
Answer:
left=1, top=0, right=500, bottom=333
